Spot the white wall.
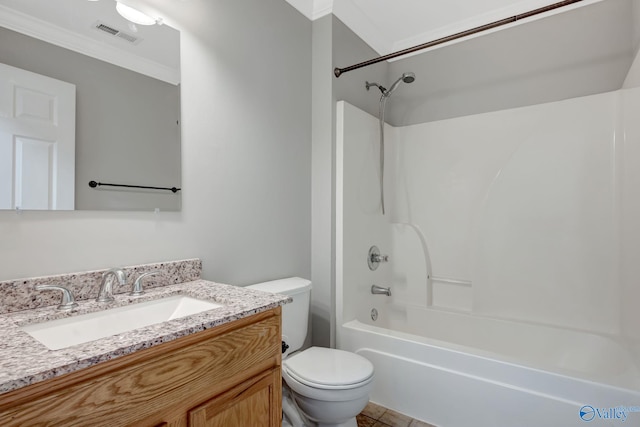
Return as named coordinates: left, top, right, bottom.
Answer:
left=339, top=86, right=640, bottom=337
left=0, top=0, right=311, bottom=286
left=468, top=94, right=618, bottom=333
left=621, top=86, right=640, bottom=343
left=336, top=101, right=392, bottom=327
left=337, top=101, right=430, bottom=335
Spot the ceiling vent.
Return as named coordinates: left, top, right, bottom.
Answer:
left=93, top=21, right=142, bottom=45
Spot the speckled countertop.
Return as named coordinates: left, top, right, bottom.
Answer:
left=0, top=280, right=290, bottom=395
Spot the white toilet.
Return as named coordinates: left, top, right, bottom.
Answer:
left=247, top=277, right=374, bottom=427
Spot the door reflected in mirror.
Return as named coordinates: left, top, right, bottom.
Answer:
left=0, top=0, right=181, bottom=211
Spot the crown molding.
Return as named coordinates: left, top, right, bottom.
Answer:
left=312, top=0, right=333, bottom=20
left=285, top=0, right=333, bottom=21
left=0, top=4, right=179, bottom=85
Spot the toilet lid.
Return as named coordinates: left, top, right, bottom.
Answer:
left=283, top=347, right=374, bottom=387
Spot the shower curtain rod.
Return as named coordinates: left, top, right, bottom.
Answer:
left=333, top=0, right=584, bottom=78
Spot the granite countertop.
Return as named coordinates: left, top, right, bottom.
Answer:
left=0, top=280, right=290, bottom=395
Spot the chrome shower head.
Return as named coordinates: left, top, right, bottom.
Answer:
left=384, top=72, right=415, bottom=97
left=402, top=72, right=416, bottom=83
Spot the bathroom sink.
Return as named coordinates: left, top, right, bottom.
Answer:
left=20, top=295, right=223, bottom=350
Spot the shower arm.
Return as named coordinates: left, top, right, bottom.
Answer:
left=366, top=81, right=386, bottom=94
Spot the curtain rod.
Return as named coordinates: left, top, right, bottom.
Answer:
left=334, top=0, right=585, bottom=78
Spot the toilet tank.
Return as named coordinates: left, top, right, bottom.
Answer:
left=246, top=277, right=311, bottom=357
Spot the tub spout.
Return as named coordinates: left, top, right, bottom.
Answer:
left=371, top=285, right=391, bottom=296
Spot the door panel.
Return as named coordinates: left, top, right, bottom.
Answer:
left=188, top=369, right=280, bottom=427
left=15, top=136, right=55, bottom=210
left=0, top=62, right=75, bottom=210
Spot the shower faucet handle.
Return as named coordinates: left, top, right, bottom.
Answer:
left=368, top=245, right=389, bottom=270
left=371, top=253, right=389, bottom=263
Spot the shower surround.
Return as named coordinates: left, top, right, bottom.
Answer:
left=336, top=85, right=640, bottom=426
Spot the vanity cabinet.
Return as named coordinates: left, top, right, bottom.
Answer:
left=188, top=367, right=280, bottom=427
left=0, top=307, right=282, bottom=427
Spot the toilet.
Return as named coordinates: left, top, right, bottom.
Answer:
left=247, top=277, right=374, bottom=427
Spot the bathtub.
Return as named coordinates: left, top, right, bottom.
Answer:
left=337, top=305, right=640, bottom=427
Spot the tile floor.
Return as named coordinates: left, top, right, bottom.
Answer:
left=357, top=402, right=437, bottom=427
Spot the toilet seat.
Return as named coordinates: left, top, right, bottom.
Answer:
left=284, top=347, right=373, bottom=390
left=283, top=367, right=373, bottom=403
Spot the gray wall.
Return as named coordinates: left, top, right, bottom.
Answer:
left=0, top=0, right=311, bottom=289
left=310, top=14, right=387, bottom=347
left=332, top=16, right=388, bottom=120
left=634, top=0, right=640, bottom=55
left=0, top=26, right=181, bottom=211
left=311, top=15, right=334, bottom=348
left=387, top=0, right=635, bottom=126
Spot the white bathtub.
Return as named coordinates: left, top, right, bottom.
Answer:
left=337, top=306, right=640, bottom=427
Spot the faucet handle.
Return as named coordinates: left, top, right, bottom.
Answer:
left=368, top=245, right=389, bottom=270
left=130, top=271, right=161, bottom=296
left=35, top=284, right=79, bottom=311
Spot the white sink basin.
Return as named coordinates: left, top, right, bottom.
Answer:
left=20, top=295, right=223, bottom=350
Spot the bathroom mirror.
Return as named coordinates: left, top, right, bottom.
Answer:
left=0, top=0, right=181, bottom=211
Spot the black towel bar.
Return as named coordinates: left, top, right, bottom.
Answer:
left=88, top=180, right=180, bottom=193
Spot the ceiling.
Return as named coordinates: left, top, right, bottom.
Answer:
left=0, top=0, right=180, bottom=84
left=286, top=0, right=639, bottom=125
left=286, top=0, right=607, bottom=55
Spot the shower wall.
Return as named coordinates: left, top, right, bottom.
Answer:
left=336, top=101, right=393, bottom=327
left=339, top=85, right=640, bottom=339
left=622, top=87, right=640, bottom=343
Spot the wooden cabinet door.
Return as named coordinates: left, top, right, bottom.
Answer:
left=189, top=368, right=281, bottom=427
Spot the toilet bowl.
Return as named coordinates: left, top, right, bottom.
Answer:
left=282, top=347, right=374, bottom=427
left=247, top=278, right=374, bottom=427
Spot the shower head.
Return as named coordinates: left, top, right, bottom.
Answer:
left=384, top=72, right=415, bottom=97
left=402, top=72, right=416, bottom=83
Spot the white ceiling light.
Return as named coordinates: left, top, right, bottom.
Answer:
left=116, top=1, right=160, bottom=26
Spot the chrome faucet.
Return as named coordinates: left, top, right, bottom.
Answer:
left=35, top=284, right=78, bottom=311
left=130, top=271, right=160, bottom=296
left=96, top=268, right=127, bottom=303
left=371, top=284, right=391, bottom=296
left=368, top=246, right=389, bottom=271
